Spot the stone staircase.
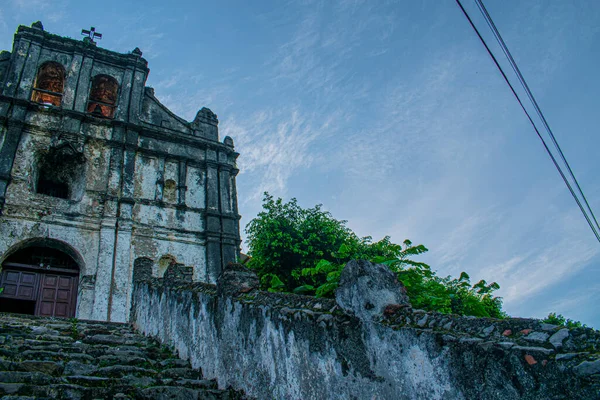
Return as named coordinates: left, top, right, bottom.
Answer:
left=0, top=313, right=245, bottom=399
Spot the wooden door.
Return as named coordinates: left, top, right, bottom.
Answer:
left=35, top=273, right=78, bottom=318
left=0, top=269, right=39, bottom=300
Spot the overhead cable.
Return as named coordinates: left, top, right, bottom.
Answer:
left=474, top=0, right=600, bottom=235
left=454, top=0, right=600, bottom=243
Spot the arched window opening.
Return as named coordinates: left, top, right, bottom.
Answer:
left=87, top=75, right=118, bottom=118
left=4, top=246, right=79, bottom=270
left=31, top=62, right=65, bottom=107
left=36, top=146, right=85, bottom=200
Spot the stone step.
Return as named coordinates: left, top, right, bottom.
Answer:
left=0, top=360, right=64, bottom=376
left=64, top=374, right=112, bottom=387
left=173, top=378, right=219, bottom=389
left=26, top=383, right=116, bottom=399
left=96, top=354, right=155, bottom=367
left=160, top=358, right=191, bottom=368
left=158, top=367, right=203, bottom=380
left=63, top=361, right=98, bottom=376
left=83, top=333, right=152, bottom=347
left=94, top=364, right=158, bottom=378
left=0, top=371, right=56, bottom=385
left=2, top=383, right=238, bottom=400
left=0, top=313, right=248, bottom=399
left=18, top=350, right=95, bottom=363
left=136, top=386, right=235, bottom=400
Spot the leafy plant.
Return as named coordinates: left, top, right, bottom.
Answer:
left=543, top=313, right=585, bottom=328
left=69, top=317, right=80, bottom=340
left=245, top=193, right=356, bottom=290
left=246, top=193, right=506, bottom=318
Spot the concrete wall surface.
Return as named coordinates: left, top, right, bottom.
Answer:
left=131, top=263, right=600, bottom=400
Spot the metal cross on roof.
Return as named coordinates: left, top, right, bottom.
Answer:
left=81, top=26, right=102, bottom=44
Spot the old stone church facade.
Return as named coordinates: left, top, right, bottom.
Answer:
left=0, top=22, right=241, bottom=322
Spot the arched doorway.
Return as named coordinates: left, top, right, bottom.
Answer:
left=0, top=242, right=80, bottom=318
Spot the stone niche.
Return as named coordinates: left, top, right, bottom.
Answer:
left=36, top=141, right=86, bottom=201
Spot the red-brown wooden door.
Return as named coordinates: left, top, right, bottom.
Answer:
left=0, top=269, right=39, bottom=300
left=35, top=273, right=78, bottom=318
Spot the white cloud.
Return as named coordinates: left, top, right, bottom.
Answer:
left=9, top=0, right=68, bottom=25
left=543, top=283, right=600, bottom=319
left=222, top=107, right=339, bottom=203
left=480, top=208, right=599, bottom=309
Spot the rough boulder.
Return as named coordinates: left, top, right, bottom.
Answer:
left=335, top=259, right=410, bottom=321
left=216, top=263, right=260, bottom=296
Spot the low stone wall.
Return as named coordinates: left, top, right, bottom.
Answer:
left=131, top=261, right=600, bottom=399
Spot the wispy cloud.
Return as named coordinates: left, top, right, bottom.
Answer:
left=477, top=205, right=599, bottom=309
left=222, top=107, right=339, bottom=202
left=0, top=8, right=8, bottom=37
left=155, top=78, right=237, bottom=123
left=543, top=283, right=600, bottom=320
left=10, top=0, right=69, bottom=24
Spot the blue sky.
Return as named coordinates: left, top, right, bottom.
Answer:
left=2, top=0, right=599, bottom=326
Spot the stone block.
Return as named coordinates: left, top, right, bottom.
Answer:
left=216, top=263, right=259, bottom=296
left=335, top=259, right=410, bottom=321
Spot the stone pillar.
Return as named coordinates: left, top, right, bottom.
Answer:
left=94, top=128, right=138, bottom=322
left=205, top=160, right=221, bottom=283
left=178, top=160, right=187, bottom=205
left=228, top=167, right=242, bottom=261
left=109, top=200, right=134, bottom=322
left=128, top=69, right=147, bottom=124
left=219, top=167, right=231, bottom=213
left=115, top=66, right=134, bottom=121
left=107, top=129, right=138, bottom=321
left=155, top=157, right=165, bottom=201
left=121, top=131, right=138, bottom=199
left=92, top=214, right=117, bottom=321
left=0, top=107, right=26, bottom=214
left=75, top=275, right=96, bottom=320
left=219, top=165, right=238, bottom=268
left=206, top=160, right=219, bottom=211
left=92, top=140, right=123, bottom=321
left=2, top=38, right=30, bottom=98
left=15, top=41, right=41, bottom=100
left=205, top=236, right=222, bottom=284
left=62, top=52, right=83, bottom=110
left=73, top=55, right=94, bottom=113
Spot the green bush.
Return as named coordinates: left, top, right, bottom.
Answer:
left=543, top=313, right=585, bottom=328
left=246, top=193, right=505, bottom=318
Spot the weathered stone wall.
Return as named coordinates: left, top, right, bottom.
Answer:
left=131, top=262, right=600, bottom=400
left=0, top=22, right=242, bottom=322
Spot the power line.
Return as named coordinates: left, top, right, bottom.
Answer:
left=474, top=0, right=600, bottom=235
left=454, top=0, right=600, bottom=243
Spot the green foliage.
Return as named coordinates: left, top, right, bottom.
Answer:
left=69, top=318, right=80, bottom=340
left=245, top=193, right=356, bottom=290
left=397, top=267, right=505, bottom=318
left=543, top=313, right=586, bottom=328
left=246, top=193, right=506, bottom=318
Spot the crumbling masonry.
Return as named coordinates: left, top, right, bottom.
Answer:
left=0, top=22, right=241, bottom=322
